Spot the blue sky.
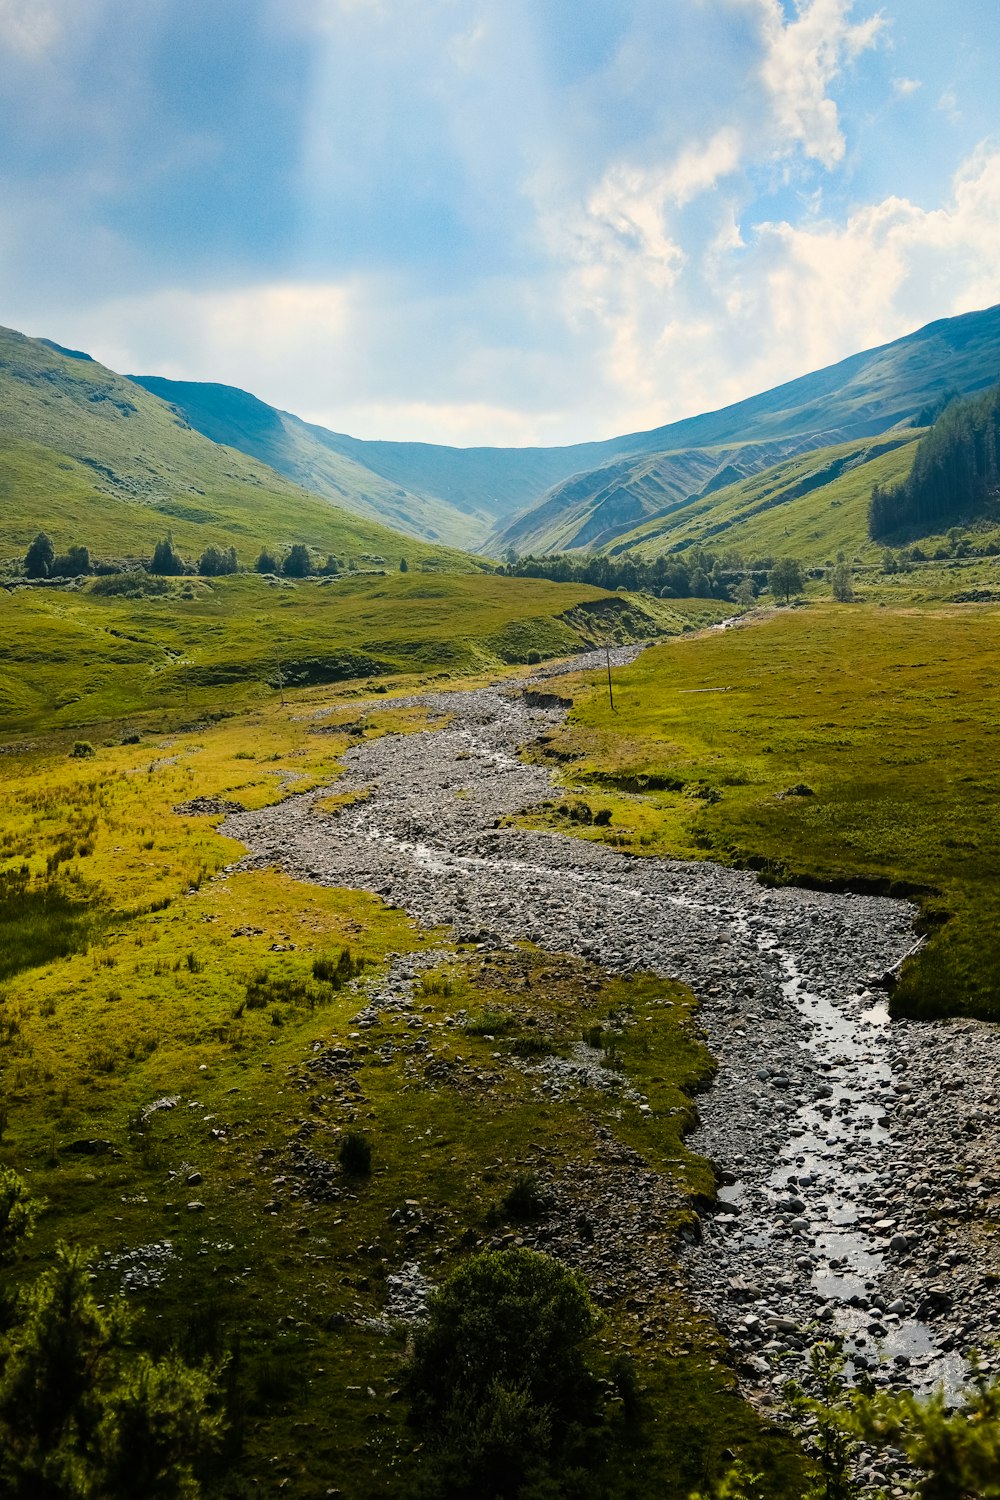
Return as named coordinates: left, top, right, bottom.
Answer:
left=2, top=0, right=999, bottom=445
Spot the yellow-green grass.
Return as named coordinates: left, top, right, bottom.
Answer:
left=0, top=673, right=808, bottom=1495
left=608, top=434, right=923, bottom=566
left=0, top=570, right=693, bottom=738
left=525, top=604, right=1000, bottom=1020
left=0, top=852, right=804, bottom=1494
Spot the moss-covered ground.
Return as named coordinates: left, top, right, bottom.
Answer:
left=522, top=602, right=1000, bottom=1021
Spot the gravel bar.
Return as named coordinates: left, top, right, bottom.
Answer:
left=223, top=648, right=1000, bottom=1404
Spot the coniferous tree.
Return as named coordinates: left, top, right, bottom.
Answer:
left=149, top=535, right=185, bottom=576
left=23, top=533, right=54, bottom=579
left=0, top=1243, right=224, bottom=1499
left=870, top=380, right=1000, bottom=540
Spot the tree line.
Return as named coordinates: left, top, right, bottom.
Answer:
left=18, top=532, right=409, bottom=581
left=505, top=548, right=822, bottom=604
left=870, top=379, right=1000, bottom=540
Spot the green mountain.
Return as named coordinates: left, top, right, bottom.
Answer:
left=602, top=433, right=924, bottom=565
left=129, top=376, right=492, bottom=550
left=0, top=327, right=474, bottom=571
left=487, top=435, right=827, bottom=556
left=129, top=304, right=1000, bottom=557
left=128, top=375, right=654, bottom=547
left=488, top=303, right=1000, bottom=555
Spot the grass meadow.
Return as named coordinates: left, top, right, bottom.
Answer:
left=0, top=570, right=729, bottom=737
left=527, top=602, right=1000, bottom=1021
left=0, top=576, right=806, bottom=1497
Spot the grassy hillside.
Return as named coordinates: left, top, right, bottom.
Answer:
left=486, top=436, right=822, bottom=556
left=131, top=376, right=490, bottom=549
left=524, top=604, right=1000, bottom=1022
left=0, top=328, right=473, bottom=570
left=492, top=303, right=1000, bottom=556
left=605, top=433, right=923, bottom=565
left=0, top=570, right=718, bottom=737
left=132, top=306, right=1000, bottom=557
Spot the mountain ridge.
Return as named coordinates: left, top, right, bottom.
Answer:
left=129, top=303, right=1000, bottom=555
left=0, top=326, right=475, bottom=570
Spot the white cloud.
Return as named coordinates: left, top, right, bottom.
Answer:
left=757, top=0, right=885, bottom=166
left=690, top=145, right=1000, bottom=412
left=893, top=76, right=921, bottom=97
left=0, top=0, right=66, bottom=56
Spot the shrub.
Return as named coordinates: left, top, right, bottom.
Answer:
left=197, top=544, right=238, bottom=576
left=149, top=536, right=186, bottom=577
left=50, top=544, right=91, bottom=578
left=23, top=533, right=54, bottom=579
left=254, top=548, right=279, bottom=574
left=406, top=1248, right=602, bottom=1499
left=338, top=1132, right=372, bottom=1176
left=499, top=1172, right=550, bottom=1223
left=70, top=741, right=95, bottom=759
left=282, top=544, right=312, bottom=578
left=311, top=949, right=365, bottom=988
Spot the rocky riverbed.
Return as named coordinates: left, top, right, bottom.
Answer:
left=223, top=647, right=1000, bottom=1405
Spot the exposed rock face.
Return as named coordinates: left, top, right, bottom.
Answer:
left=222, top=648, right=1000, bottom=1402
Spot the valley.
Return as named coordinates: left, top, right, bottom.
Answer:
left=2, top=308, right=1000, bottom=1498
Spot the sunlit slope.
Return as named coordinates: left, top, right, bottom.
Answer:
left=130, top=375, right=490, bottom=549
left=489, top=302, right=1000, bottom=555
left=134, top=306, right=1000, bottom=554
left=0, top=570, right=702, bottom=735
left=0, top=329, right=473, bottom=568
left=604, top=433, right=923, bottom=563
left=488, top=436, right=824, bottom=555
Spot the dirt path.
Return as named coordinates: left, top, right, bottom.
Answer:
left=223, top=649, right=1000, bottom=1403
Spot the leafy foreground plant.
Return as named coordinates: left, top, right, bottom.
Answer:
left=0, top=1171, right=225, bottom=1500
left=405, top=1247, right=604, bottom=1500
left=695, top=1341, right=1000, bottom=1500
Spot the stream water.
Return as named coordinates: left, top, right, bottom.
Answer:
left=223, top=654, right=1000, bottom=1402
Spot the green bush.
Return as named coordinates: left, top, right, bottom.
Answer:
left=338, top=1132, right=372, bottom=1176
left=70, top=741, right=95, bottom=759
left=499, top=1172, right=550, bottom=1223
left=406, top=1248, right=602, bottom=1499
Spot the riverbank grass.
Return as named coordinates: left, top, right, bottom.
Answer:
left=529, top=603, right=1000, bottom=1020
left=0, top=674, right=807, bottom=1498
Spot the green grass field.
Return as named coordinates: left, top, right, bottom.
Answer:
left=0, top=673, right=806, bottom=1499
left=528, top=603, right=1000, bottom=1020
left=0, top=571, right=724, bottom=738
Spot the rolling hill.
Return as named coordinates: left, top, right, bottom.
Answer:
left=0, top=328, right=475, bottom=571
left=128, top=376, right=492, bottom=550
left=129, top=305, right=1000, bottom=555
left=602, top=432, right=924, bottom=565
left=487, top=302, right=1000, bottom=555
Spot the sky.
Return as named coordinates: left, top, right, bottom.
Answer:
left=2, top=0, right=1000, bottom=448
